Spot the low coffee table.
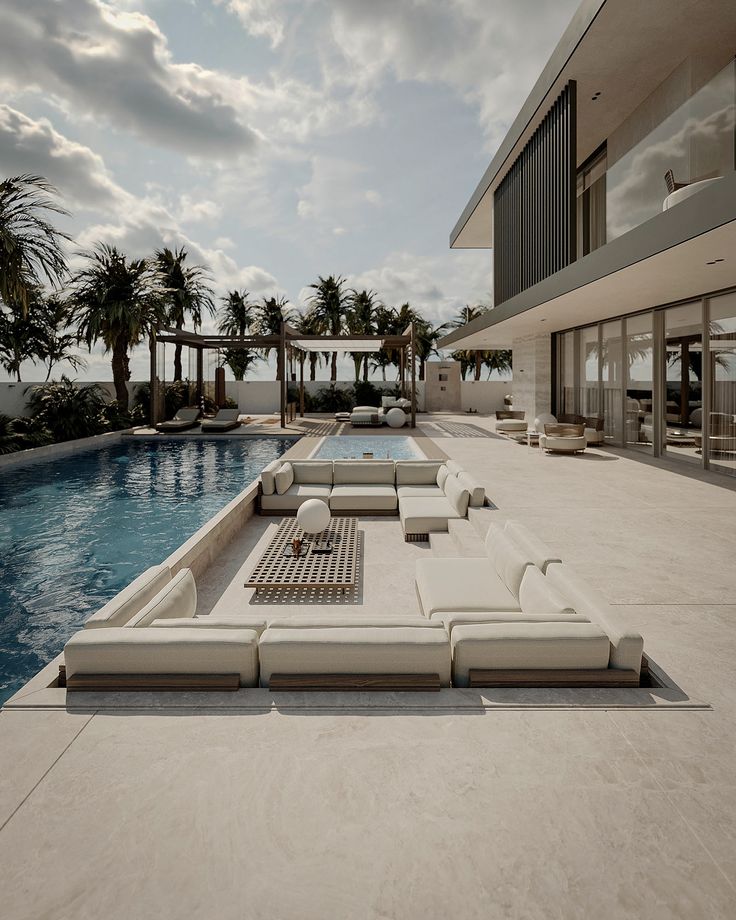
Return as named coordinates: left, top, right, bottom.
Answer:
left=245, top=516, right=358, bottom=594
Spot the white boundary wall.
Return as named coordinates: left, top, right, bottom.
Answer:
left=0, top=378, right=511, bottom=417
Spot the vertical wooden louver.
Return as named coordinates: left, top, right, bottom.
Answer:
left=493, top=81, right=577, bottom=305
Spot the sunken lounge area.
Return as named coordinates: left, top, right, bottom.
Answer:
left=4, top=414, right=736, bottom=919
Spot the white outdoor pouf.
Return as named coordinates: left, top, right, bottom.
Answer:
left=386, top=407, right=407, bottom=428
left=297, top=497, right=331, bottom=534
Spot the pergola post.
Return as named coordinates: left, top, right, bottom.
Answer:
left=299, top=351, right=305, bottom=417
left=410, top=322, right=417, bottom=429
left=399, top=350, right=405, bottom=398
left=279, top=321, right=287, bottom=428
left=149, top=332, right=159, bottom=427
left=195, top=346, right=204, bottom=409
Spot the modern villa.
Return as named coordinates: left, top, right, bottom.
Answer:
left=442, top=0, right=736, bottom=478
left=2, top=2, right=736, bottom=918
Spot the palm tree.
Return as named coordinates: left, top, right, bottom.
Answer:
left=450, top=305, right=489, bottom=380
left=217, top=289, right=255, bottom=338
left=414, top=317, right=450, bottom=381
left=0, top=175, right=70, bottom=316
left=220, top=348, right=262, bottom=381
left=253, top=295, right=294, bottom=379
left=71, top=244, right=167, bottom=407
left=38, top=294, right=86, bottom=380
left=0, top=304, right=47, bottom=381
left=483, top=349, right=512, bottom=379
left=371, top=304, right=397, bottom=381
left=451, top=349, right=476, bottom=381
left=293, top=308, right=325, bottom=381
left=306, top=275, right=348, bottom=382
left=346, top=289, right=378, bottom=381
left=155, top=246, right=215, bottom=381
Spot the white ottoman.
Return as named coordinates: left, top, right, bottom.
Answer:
left=386, top=407, right=406, bottom=428
left=496, top=419, right=528, bottom=434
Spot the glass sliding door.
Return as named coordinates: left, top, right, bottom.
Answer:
left=663, top=301, right=703, bottom=464
left=579, top=326, right=600, bottom=418
left=708, top=292, right=736, bottom=476
left=625, top=313, right=654, bottom=452
left=601, top=320, right=623, bottom=444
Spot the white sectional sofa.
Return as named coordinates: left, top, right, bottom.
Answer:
left=258, top=458, right=486, bottom=539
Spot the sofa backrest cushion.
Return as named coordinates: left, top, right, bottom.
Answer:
left=84, top=564, right=172, bottom=628
left=274, top=462, right=294, bottom=494
left=485, top=523, right=532, bottom=598
left=436, top=464, right=449, bottom=489
left=174, top=407, right=200, bottom=422
left=395, top=460, right=443, bottom=485
left=457, top=472, right=485, bottom=507
left=266, top=617, right=445, bottom=629
left=126, top=568, right=198, bottom=627
left=260, top=459, right=282, bottom=496
left=518, top=566, right=578, bottom=619
left=444, top=474, right=470, bottom=516
left=445, top=460, right=464, bottom=476
left=290, top=460, right=333, bottom=484
left=503, top=521, right=562, bottom=573
left=333, top=460, right=395, bottom=484
left=352, top=405, right=380, bottom=413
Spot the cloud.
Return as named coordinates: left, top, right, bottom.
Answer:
left=0, top=105, right=129, bottom=213
left=296, top=155, right=382, bottom=230
left=216, top=0, right=286, bottom=48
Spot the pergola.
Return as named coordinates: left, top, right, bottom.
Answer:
left=150, top=322, right=417, bottom=428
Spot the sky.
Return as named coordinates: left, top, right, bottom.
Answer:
left=0, top=0, right=579, bottom=383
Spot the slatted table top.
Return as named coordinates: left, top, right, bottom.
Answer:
left=245, top=516, right=358, bottom=589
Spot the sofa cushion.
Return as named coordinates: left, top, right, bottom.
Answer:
left=451, top=622, right=611, bottom=686
left=126, top=568, right=197, bottom=627
left=260, top=459, right=282, bottom=496
left=395, top=460, right=443, bottom=485
left=274, top=462, right=294, bottom=494
left=444, top=475, right=470, bottom=516
left=84, top=564, right=172, bottom=628
left=490, top=533, right=531, bottom=598
left=400, top=496, right=462, bottom=534
left=329, top=484, right=397, bottom=511
left=432, top=610, right=586, bottom=632
left=540, top=434, right=586, bottom=452
left=258, top=626, right=451, bottom=687
left=503, top=521, right=561, bottom=573
left=436, top=464, right=449, bottom=489
left=150, top=616, right=268, bottom=635
left=290, top=460, right=333, bottom=485
left=396, top=484, right=444, bottom=500
left=352, top=405, right=380, bottom=413
left=496, top=419, right=527, bottom=432
left=260, top=483, right=331, bottom=512
left=445, top=460, right=464, bottom=476
left=545, top=562, right=644, bottom=673
left=333, top=460, right=396, bottom=484
left=518, top=566, right=577, bottom=619
left=63, top=627, right=259, bottom=686
left=266, top=617, right=444, bottom=629
left=457, top=472, right=485, bottom=507
left=415, top=557, right=519, bottom=616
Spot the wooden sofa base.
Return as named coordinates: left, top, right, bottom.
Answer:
left=404, top=532, right=428, bottom=542
left=468, top=668, right=640, bottom=688
left=269, top=673, right=441, bottom=691
left=258, top=506, right=397, bottom=517
left=62, top=670, right=240, bottom=691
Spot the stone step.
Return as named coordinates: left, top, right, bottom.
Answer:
left=429, top=532, right=463, bottom=558
left=467, top=506, right=496, bottom=540
left=447, top=518, right=486, bottom=557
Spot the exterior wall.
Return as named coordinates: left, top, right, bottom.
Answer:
left=0, top=381, right=137, bottom=418
left=511, top=334, right=552, bottom=422
left=424, top=361, right=461, bottom=411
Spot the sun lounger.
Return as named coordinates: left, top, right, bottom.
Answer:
left=155, top=407, right=200, bottom=432
left=200, top=408, right=241, bottom=432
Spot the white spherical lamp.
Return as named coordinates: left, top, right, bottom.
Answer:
left=296, top=498, right=331, bottom=535
left=386, top=407, right=406, bottom=429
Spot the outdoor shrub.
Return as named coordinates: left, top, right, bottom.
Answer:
left=27, top=377, right=107, bottom=442
left=313, top=384, right=353, bottom=412
left=0, top=415, right=52, bottom=454
left=352, top=381, right=381, bottom=407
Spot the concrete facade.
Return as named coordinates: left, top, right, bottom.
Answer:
left=510, top=333, right=552, bottom=422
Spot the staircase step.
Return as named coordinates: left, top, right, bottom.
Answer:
left=467, top=506, right=496, bottom=540
left=447, top=518, right=486, bottom=556
left=429, top=532, right=463, bottom=558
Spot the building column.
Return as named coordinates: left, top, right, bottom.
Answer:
left=511, top=333, right=552, bottom=423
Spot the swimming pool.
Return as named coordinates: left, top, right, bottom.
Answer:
left=312, top=436, right=423, bottom=460
left=0, top=437, right=292, bottom=704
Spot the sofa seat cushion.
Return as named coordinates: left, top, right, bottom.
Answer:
left=126, top=569, right=197, bottom=627
left=396, top=484, right=443, bottom=500
left=150, top=616, right=267, bottom=635
left=84, top=564, right=172, bottom=628
left=400, top=496, right=462, bottom=535
left=260, top=483, right=331, bottom=511
left=431, top=610, right=587, bottom=632
left=496, top=419, right=527, bottom=432
left=63, top=627, right=260, bottom=686
left=451, top=622, right=611, bottom=686
left=333, top=460, right=396, bottom=484
left=540, top=434, right=586, bottom=452
left=258, top=626, right=451, bottom=686
left=395, top=460, right=443, bottom=485
left=329, top=484, right=397, bottom=511
left=415, top=558, right=519, bottom=616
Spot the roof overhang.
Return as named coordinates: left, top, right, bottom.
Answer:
left=451, top=0, right=736, bottom=249
left=441, top=172, right=736, bottom=348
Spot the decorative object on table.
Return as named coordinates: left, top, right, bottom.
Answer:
left=296, top=498, right=331, bottom=535
left=362, top=451, right=374, bottom=459
left=292, top=537, right=303, bottom=555
left=282, top=541, right=308, bottom=558
left=311, top=540, right=333, bottom=554
left=386, top=407, right=407, bottom=428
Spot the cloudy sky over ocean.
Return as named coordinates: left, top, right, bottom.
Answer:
left=0, top=0, right=578, bottom=381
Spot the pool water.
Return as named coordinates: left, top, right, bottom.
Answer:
left=0, top=437, right=291, bottom=704
left=313, top=436, right=422, bottom=460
